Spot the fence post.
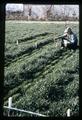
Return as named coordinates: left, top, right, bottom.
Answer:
left=8, top=97, right=12, bottom=116
left=67, top=108, right=71, bottom=117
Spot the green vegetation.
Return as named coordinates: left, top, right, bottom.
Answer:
left=4, top=21, right=79, bottom=117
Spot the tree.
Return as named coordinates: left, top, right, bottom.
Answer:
left=72, top=11, right=76, bottom=20
left=42, top=5, right=54, bottom=20
left=23, top=4, right=32, bottom=20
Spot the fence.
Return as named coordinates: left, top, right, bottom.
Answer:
left=3, top=97, right=71, bottom=117
left=3, top=97, right=47, bottom=117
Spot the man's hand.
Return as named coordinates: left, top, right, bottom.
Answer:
left=63, top=33, right=67, bottom=37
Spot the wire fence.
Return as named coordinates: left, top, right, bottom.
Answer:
left=3, top=97, right=71, bottom=117
left=3, top=97, right=47, bottom=117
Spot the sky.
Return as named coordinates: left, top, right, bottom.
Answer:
left=6, top=4, right=23, bottom=11
left=6, top=4, right=79, bottom=17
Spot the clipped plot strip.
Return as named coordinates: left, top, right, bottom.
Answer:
left=5, top=37, right=54, bottom=66
left=18, top=32, right=51, bottom=43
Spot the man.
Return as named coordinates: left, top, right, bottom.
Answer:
left=61, top=27, right=78, bottom=50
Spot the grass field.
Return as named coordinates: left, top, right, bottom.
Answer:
left=4, top=21, right=79, bottom=117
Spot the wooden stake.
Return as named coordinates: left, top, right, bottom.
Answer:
left=17, top=40, right=19, bottom=45
left=67, top=109, right=71, bottom=117
left=8, top=97, right=12, bottom=116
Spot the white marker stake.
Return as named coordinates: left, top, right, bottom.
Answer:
left=35, top=42, right=37, bottom=48
left=8, top=97, right=12, bottom=108
left=8, top=97, right=12, bottom=116
left=67, top=109, right=71, bottom=117
left=17, top=40, right=19, bottom=45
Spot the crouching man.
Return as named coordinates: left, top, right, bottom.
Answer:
left=61, top=27, right=78, bottom=50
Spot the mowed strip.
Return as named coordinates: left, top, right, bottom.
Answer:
left=6, top=20, right=79, bottom=24
left=5, top=37, right=54, bottom=67
left=5, top=42, right=58, bottom=73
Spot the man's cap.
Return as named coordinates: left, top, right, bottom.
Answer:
left=64, top=27, right=72, bottom=34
